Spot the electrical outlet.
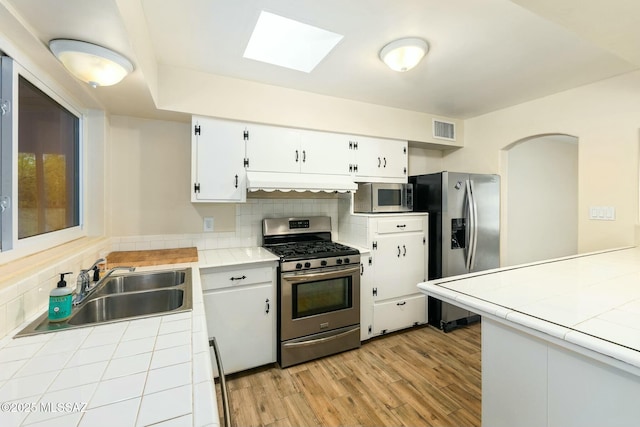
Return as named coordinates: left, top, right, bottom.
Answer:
left=203, top=217, right=214, bottom=232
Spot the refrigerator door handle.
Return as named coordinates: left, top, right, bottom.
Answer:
left=464, top=180, right=473, bottom=272
left=464, top=179, right=479, bottom=272
left=468, top=179, right=479, bottom=271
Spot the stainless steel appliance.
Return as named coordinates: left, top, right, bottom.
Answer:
left=409, top=172, right=500, bottom=332
left=353, top=182, right=413, bottom=213
left=263, top=217, right=361, bottom=368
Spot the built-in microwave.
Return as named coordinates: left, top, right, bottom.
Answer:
left=353, top=183, right=413, bottom=213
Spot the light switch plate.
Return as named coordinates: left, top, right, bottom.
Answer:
left=203, top=217, right=214, bottom=232
left=589, top=206, right=615, bottom=221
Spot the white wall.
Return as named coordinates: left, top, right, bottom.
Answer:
left=408, top=146, right=444, bottom=176
left=445, top=70, right=640, bottom=254
left=156, top=65, right=464, bottom=147
left=108, top=116, right=236, bottom=236
left=504, top=135, right=578, bottom=265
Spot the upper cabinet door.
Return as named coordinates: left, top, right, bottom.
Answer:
left=354, top=136, right=408, bottom=182
left=245, top=123, right=302, bottom=173
left=192, top=116, right=246, bottom=202
left=299, top=130, right=353, bottom=176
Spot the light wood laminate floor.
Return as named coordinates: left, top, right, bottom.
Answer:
left=217, top=323, right=481, bottom=427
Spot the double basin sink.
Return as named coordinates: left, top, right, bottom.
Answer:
left=16, top=269, right=192, bottom=337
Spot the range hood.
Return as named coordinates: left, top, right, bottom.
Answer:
left=246, top=171, right=357, bottom=193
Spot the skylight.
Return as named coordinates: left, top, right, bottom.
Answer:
left=243, top=11, right=343, bottom=73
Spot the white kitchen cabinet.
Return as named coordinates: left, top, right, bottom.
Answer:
left=192, top=117, right=409, bottom=193
left=372, top=229, right=427, bottom=301
left=372, top=294, right=427, bottom=335
left=245, top=125, right=352, bottom=176
left=191, top=116, right=247, bottom=202
left=300, top=130, right=353, bottom=175
left=342, top=214, right=428, bottom=336
left=359, top=249, right=373, bottom=341
left=352, top=136, right=408, bottom=182
left=244, top=123, right=301, bottom=173
left=201, top=263, right=276, bottom=375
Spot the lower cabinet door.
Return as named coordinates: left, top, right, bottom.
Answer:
left=203, top=284, right=275, bottom=374
left=372, top=294, right=426, bottom=335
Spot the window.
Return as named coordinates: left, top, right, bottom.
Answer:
left=18, top=77, right=79, bottom=239
left=0, top=57, right=82, bottom=254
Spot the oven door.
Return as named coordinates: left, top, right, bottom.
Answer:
left=280, top=265, right=360, bottom=341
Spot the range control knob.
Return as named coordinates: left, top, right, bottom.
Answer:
left=304, top=262, right=311, bottom=268
left=336, top=258, right=343, bottom=265
left=296, top=263, right=303, bottom=269
left=320, top=260, right=328, bottom=266
left=344, top=258, right=350, bottom=264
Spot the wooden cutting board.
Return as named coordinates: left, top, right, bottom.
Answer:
left=106, top=247, right=198, bottom=267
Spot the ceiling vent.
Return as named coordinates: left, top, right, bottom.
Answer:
left=433, top=119, right=456, bottom=141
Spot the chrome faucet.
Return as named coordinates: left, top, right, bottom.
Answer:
left=74, top=258, right=105, bottom=303
left=73, top=262, right=135, bottom=306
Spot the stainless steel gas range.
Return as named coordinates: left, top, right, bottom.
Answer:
left=263, top=216, right=361, bottom=368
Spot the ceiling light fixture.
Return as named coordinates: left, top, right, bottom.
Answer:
left=49, top=39, right=134, bottom=88
left=379, top=38, right=428, bottom=72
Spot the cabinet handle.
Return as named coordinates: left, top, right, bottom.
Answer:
left=397, top=301, right=406, bottom=306
left=396, top=224, right=406, bottom=228
left=230, top=275, right=246, bottom=281
left=360, top=263, right=364, bottom=276
left=397, top=246, right=401, bottom=257
left=234, top=174, right=238, bottom=188
left=265, top=298, right=270, bottom=314
left=378, top=157, right=381, bottom=168
left=295, top=149, right=299, bottom=162
left=383, top=157, right=387, bottom=168
left=403, top=245, right=407, bottom=257
left=302, top=150, right=306, bottom=162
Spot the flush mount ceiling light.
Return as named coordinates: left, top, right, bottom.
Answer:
left=243, top=11, right=343, bottom=73
left=49, top=39, right=134, bottom=88
left=379, top=37, right=429, bottom=72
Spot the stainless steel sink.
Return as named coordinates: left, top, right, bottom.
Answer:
left=93, top=270, right=186, bottom=296
left=68, top=289, right=184, bottom=325
left=15, top=268, right=192, bottom=337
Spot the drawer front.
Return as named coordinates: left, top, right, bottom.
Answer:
left=201, top=265, right=273, bottom=291
left=376, top=217, right=424, bottom=234
left=373, top=294, right=426, bottom=335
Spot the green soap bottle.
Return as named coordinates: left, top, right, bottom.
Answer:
left=49, top=272, right=73, bottom=322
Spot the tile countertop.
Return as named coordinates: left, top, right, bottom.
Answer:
left=418, top=246, right=640, bottom=369
left=0, top=263, right=218, bottom=427
left=198, top=247, right=279, bottom=269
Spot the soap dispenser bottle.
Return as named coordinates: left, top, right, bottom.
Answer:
left=49, top=272, right=73, bottom=322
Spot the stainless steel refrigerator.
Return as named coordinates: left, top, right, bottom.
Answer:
left=409, top=172, right=500, bottom=332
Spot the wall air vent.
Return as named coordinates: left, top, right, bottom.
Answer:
left=433, top=119, right=456, bottom=141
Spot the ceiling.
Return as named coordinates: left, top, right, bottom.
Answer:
left=3, top=0, right=640, bottom=121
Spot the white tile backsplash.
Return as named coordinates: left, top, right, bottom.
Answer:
left=108, top=197, right=341, bottom=252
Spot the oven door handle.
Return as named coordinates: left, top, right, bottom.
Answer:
left=282, top=266, right=360, bottom=283
left=282, top=327, right=359, bottom=348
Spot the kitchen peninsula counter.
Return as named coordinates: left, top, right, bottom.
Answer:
left=418, top=246, right=640, bottom=427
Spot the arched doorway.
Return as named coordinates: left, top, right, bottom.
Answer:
left=504, top=134, right=578, bottom=266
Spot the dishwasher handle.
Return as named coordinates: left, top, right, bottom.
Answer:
left=209, top=337, right=231, bottom=427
